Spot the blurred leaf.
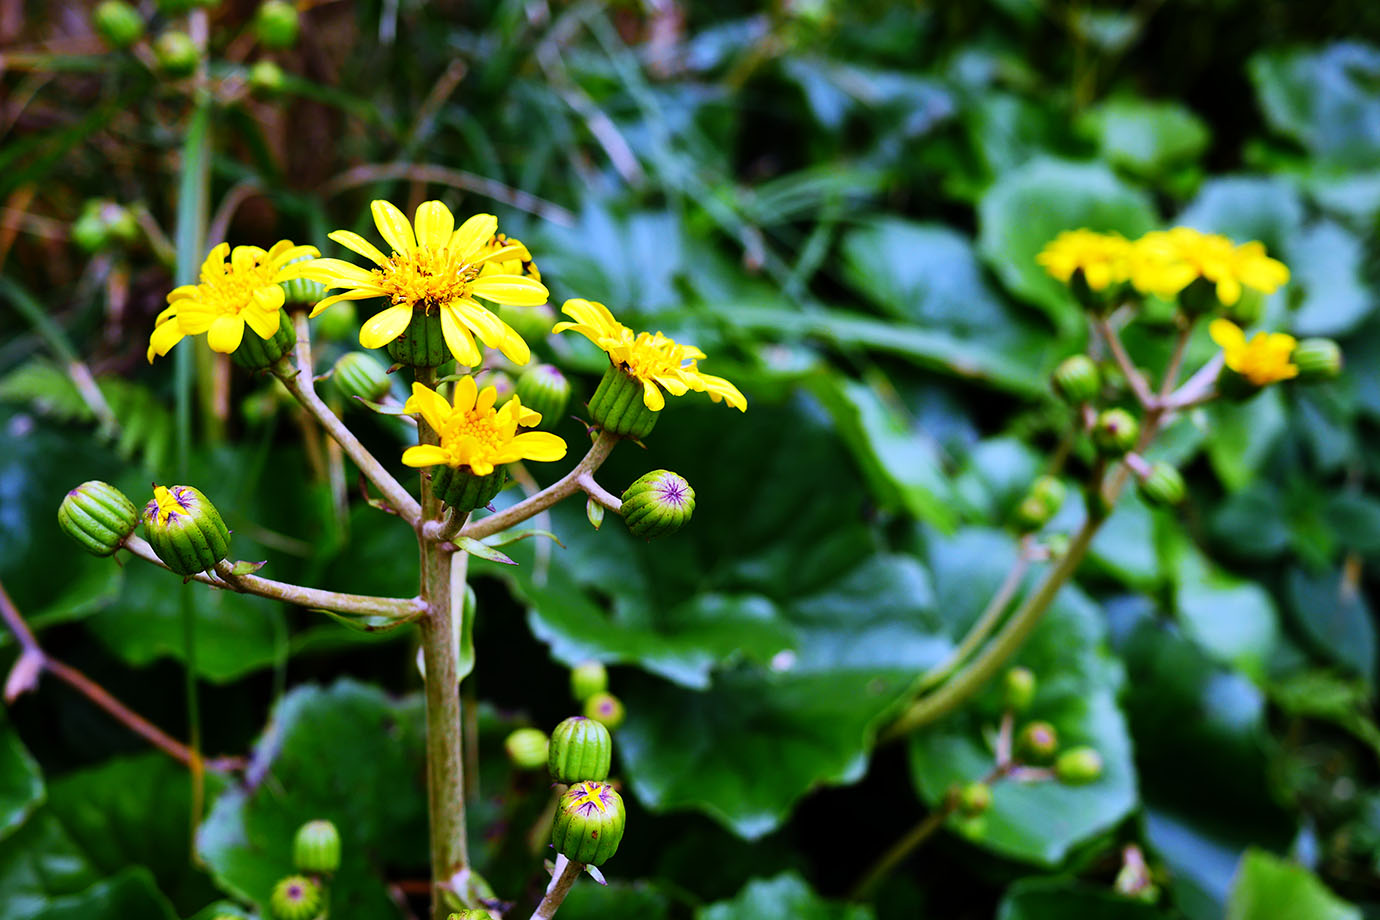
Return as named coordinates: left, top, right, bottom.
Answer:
left=696, top=872, right=874, bottom=920
left=951, top=437, right=1043, bottom=524
left=1284, top=568, right=1376, bottom=681
left=997, top=877, right=1160, bottom=919
left=1170, top=538, right=1280, bottom=679
left=1249, top=43, right=1380, bottom=170
left=1080, top=98, right=1210, bottom=177
left=1323, top=493, right=1380, bottom=556
left=1225, top=848, right=1360, bottom=920
left=1267, top=671, right=1380, bottom=759
left=0, top=712, right=43, bottom=844
left=529, top=206, right=687, bottom=315
left=1177, top=176, right=1304, bottom=255
left=1204, top=390, right=1287, bottom=492
left=554, top=881, right=672, bottom=920
left=1210, top=486, right=1293, bottom=560
left=20, top=867, right=177, bottom=920
left=1290, top=221, right=1374, bottom=337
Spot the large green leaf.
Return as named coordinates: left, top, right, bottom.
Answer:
left=1176, top=176, right=1303, bottom=255
left=695, top=872, right=874, bottom=920
left=0, top=711, right=43, bottom=845
left=997, top=877, right=1160, bottom=920
left=1249, top=43, right=1380, bottom=170
left=198, top=680, right=429, bottom=919
left=1289, top=220, right=1374, bottom=337
left=1078, top=97, right=1209, bottom=177
left=1225, top=849, right=1361, bottom=920
left=1284, top=567, right=1376, bottom=681
left=1169, top=538, right=1280, bottom=680
left=1204, top=390, right=1287, bottom=493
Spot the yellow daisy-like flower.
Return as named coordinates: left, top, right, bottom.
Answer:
left=286, top=200, right=548, bottom=367
left=1130, top=227, right=1289, bottom=306
left=553, top=299, right=747, bottom=412
left=1209, top=318, right=1298, bottom=386
left=1035, top=229, right=1132, bottom=291
left=147, top=239, right=319, bottom=362
left=478, top=232, right=541, bottom=283
left=400, top=377, right=567, bottom=476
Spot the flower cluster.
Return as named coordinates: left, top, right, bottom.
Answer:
left=401, top=377, right=566, bottom=476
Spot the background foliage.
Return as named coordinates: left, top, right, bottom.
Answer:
left=4, top=0, right=1380, bottom=917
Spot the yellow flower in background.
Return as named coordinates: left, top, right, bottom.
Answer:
left=1209, top=318, right=1298, bottom=386
left=1130, top=227, right=1289, bottom=305
left=147, top=240, right=318, bottom=362
left=478, top=232, right=541, bottom=283
left=286, top=200, right=549, bottom=366
left=553, top=299, right=747, bottom=412
left=1035, top=230, right=1132, bottom=291
left=400, top=377, right=567, bottom=476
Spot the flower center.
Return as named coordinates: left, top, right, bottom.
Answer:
left=375, top=247, right=479, bottom=311
left=439, top=407, right=505, bottom=457
left=151, top=485, right=188, bottom=524
left=569, top=782, right=611, bottom=815
left=203, top=257, right=276, bottom=316
left=617, top=332, right=696, bottom=381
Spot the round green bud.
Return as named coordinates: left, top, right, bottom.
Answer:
left=1052, top=355, right=1100, bottom=405
left=1138, top=461, right=1186, bottom=507
left=59, top=481, right=140, bottom=557
left=1016, top=720, right=1060, bottom=764
left=548, top=716, right=612, bottom=784
left=103, top=203, right=139, bottom=245
left=270, top=875, right=322, bottom=920
left=71, top=209, right=109, bottom=253
left=1013, top=494, right=1052, bottom=533
left=1293, top=338, right=1342, bottom=382
left=495, top=302, right=556, bottom=346
left=448, top=912, right=494, bottom=920
left=231, top=313, right=296, bottom=370
left=93, top=1, right=144, bottom=49
left=248, top=60, right=287, bottom=98
left=504, top=728, right=550, bottom=770
left=551, top=780, right=625, bottom=866
left=332, top=352, right=391, bottom=404
left=292, top=819, right=341, bottom=875
left=570, top=660, right=608, bottom=702
left=1092, top=408, right=1139, bottom=457
left=1028, top=475, right=1066, bottom=518
left=282, top=258, right=328, bottom=309
left=141, top=484, right=231, bottom=576
left=514, top=364, right=571, bottom=430
left=584, top=691, right=625, bottom=730
left=154, top=31, right=200, bottom=78
left=621, top=470, right=695, bottom=540
left=430, top=465, right=506, bottom=514
left=1055, top=746, right=1104, bottom=785
left=1003, top=667, right=1037, bottom=713
left=588, top=364, right=658, bottom=439
left=956, top=781, right=992, bottom=818
left=254, top=0, right=300, bottom=49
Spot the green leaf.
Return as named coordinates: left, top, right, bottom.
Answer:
left=0, top=711, right=43, bottom=844
left=198, top=680, right=429, bottom=919
left=1176, top=176, right=1304, bottom=255
left=695, top=872, right=875, bottom=920
left=977, top=158, right=1157, bottom=335
left=1079, top=97, right=1210, bottom=177
left=998, top=877, right=1161, bottom=919
left=1289, top=220, right=1374, bottom=337
left=1204, top=390, right=1287, bottom=492
left=455, top=535, right=517, bottom=566
left=1284, top=567, right=1376, bottom=681
left=552, top=881, right=672, bottom=920
left=1170, top=539, right=1280, bottom=679
left=1225, top=849, right=1361, bottom=920
left=25, top=867, right=178, bottom=920
left=1249, top=43, right=1380, bottom=170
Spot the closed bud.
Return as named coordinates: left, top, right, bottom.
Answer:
left=430, top=466, right=506, bottom=514
left=59, top=481, right=139, bottom=556
left=1013, top=495, right=1052, bottom=533
left=584, top=692, right=625, bottom=730
left=1028, top=475, right=1066, bottom=518
left=255, top=0, right=300, bottom=49
left=514, top=364, right=571, bottom=430
left=292, top=819, right=341, bottom=875
left=332, top=352, right=391, bottom=404
left=269, top=875, right=322, bottom=920
left=231, top=313, right=296, bottom=370
left=551, top=780, right=625, bottom=866
left=621, top=470, right=694, bottom=540
left=956, top=781, right=992, bottom=817
left=448, top=912, right=494, bottom=920
left=1138, top=461, right=1185, bottom=507
left=72, top=210, right=109, bottom=253
left=142, top=484, right=231, bottom=576
left=154, top=31, right=200, bottom=78
left=282, top=258, right=327, bottom=308
left=1293, top=338, right=1342, bottom=382
left=588, top=365, right=659, bottom=439
left=504, top=728, right=549, bottom=770
left=1093, top=408, right=1139, bottom=456
left=548, top=716, right=612, bottom=784
left=1052, top=355, right=1100, bottom=405
left=1054, top=746, right=1104, bottom=785
left=1003, top=667, right=1037, bottom=713
left=93, top=1, right=144, bottom=49
left=570, top=660, right=608, bottom=702
left=248, top=60, right=286, bottom=98
left=1016, top=720, right=1059, bottom=764
left=495, top=302, right=556, bottom=346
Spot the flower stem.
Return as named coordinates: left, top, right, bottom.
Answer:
left=461, top=432, right=620, bottom=541
left=530, top=855, right=583, bottom=920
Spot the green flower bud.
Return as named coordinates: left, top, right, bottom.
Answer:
left=495, top=302, right=556, bottom=346
left=448, top=912, right=494, bottom=920
left=1051, top=355, right=1100, bottom=405
left=248, top=60, right=286, bottom=98
left=551, top=780, right=625, bottom=866
left=1016, top=721, right=1059, bottom=764
left=514, top=364, right=571, bottom=430
left=548, top=716, right=612, bottom=784
left=59, top=481, right=139, bottom=556
left=103, top=203, right=139, bottom=245
left=588, top=364, right=658, bottom=439
left=1054, top=746, right=1104, bottom=785
left=504, top=728, right=550, bottom=770
left=1028, top=475, right=1066, bottom=518
left=1003, top=667, right=1037, bottom=713
left=254, top=0, right=300, bottom=49
left=584, top=691, right=625, bottom=730
left=1138, top=461, right=1186, bottom=507
left=570, top=660, right=608, bottom=702
left=385, top=309, right=449, bottom=368
left=312, top=300, right=357, bottom=340
left=282, top=257, right=327, bottom=308
left=1293, top=338, right=1342, bottom=382
left=142, top=484, right=231, bottom=576
left=621, top=470, right=694, bottom=540
left=430, top=466, right=506, bottom=514
left=154, top=31, right=200, bottom=79
left=270, top=875, right=322, bottom=920
left=1013, top=494, right=1052, bottom=533
left=332, top=352, right=391, bottom=404
left=231, top=312, right=296, bottom=370
left=1092, top=408, right=1139, bottom=457
left=93, top=1, right=144, bottom=49
left=292, top=819, right=341, bottom=875
left=956, top=781, right=992, bottom=818
left=71, top=210, right=109, bottom=253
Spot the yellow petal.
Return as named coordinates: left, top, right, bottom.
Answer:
left=308, top=288, right=382, bottom=318
left=360, top=304, right=414, bottom=349
left=244, top=306, right=282, bottom=340
left=509, top=430, right=568, bottom=463
left=641, top=378, right=666, bottom=411
left=294, top=258, right=378, bottom=287
left=166, top=284, right=199, bottom=303
left=327, top=230, right=389, bottom=267
left=401, top=444, right=452, bottom=468
left=254, top=284, right=286, bottom=312
left=1209, top=318, right=1246, bottom=352
left=469, top=273, right=549, bottom=306
left=207, top=314, right=246, bottom=354
left=200, top=242, right=230, bottom=280
left=449, top=213, right=498, bottom=260
left=439, top=306, right=482, bottom=367
left=268, top=243, right=320, bottom=270
left=413, top=201, right=455, bottom=250
left=371, top=199, right=416, bottom=255
left=231, top=245, right=264, bottom=274
left=404, top=382, right=452, bottom=431
left=451, top=375, right=479, bottom=413
left=147, top=318, right=186, bottom=363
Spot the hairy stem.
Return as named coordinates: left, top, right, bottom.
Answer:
left=530, top=855, right=583, bottom=920
left=461, top=432, right=620, bottom=541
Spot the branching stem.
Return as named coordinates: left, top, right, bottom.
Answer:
left=461, top=432, right=621, bottom=540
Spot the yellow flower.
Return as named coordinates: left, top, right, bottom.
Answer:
left=1209, top=318, right=1298, bottom=386
left=553, top=299, right=747, bottom=412
left=1130, top=227, right=1289, bottom=305
left=286, top=200, right=548, bottom=366
left=478, top=232, right=541, bottom=283
left=400, top=376, right=567, bottom=476
left=1035, top=230, right=1132, bottom=291
left=147, top=240, right=319, bottom=362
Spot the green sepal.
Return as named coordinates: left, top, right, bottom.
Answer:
left=588, top=364, right=659, bottom=438
left=431, top=466, right=506, bottom=514
left=514, top=363, right=572, bottom=430
left=551, top=780, right=626, bottom=866
left=231, top=313, right=296, bottom=370
left=141, top=485, right=231, bottom=576
left=385, top=309, right=449, bottom=368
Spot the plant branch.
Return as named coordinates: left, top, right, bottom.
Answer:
left=1095, top=316, right=1155, bottom=409
left=530, top=855, right=584, bottom=920
left=461, top=432, right=620, bottom=541
left=1160, top=319, right=1195, bottom=398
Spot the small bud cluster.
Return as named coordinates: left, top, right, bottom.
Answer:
left=545, top=715, right=626, bottom=866
left=267, top=819, right=340, bottom=920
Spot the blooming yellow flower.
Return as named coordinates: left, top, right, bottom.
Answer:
left=1130, top=227, right=1289, bottom=306
left=1209, top=318, right=1298, bottom=386
left=147, top=240, right=319, bottom=362
left=1035, top=229, right=1132, bottom=291
left=286, top=200, right=548, bottom=366
left=553, top=299, right=747, bottom=412
left=400, top=377, right=567, bottom=476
